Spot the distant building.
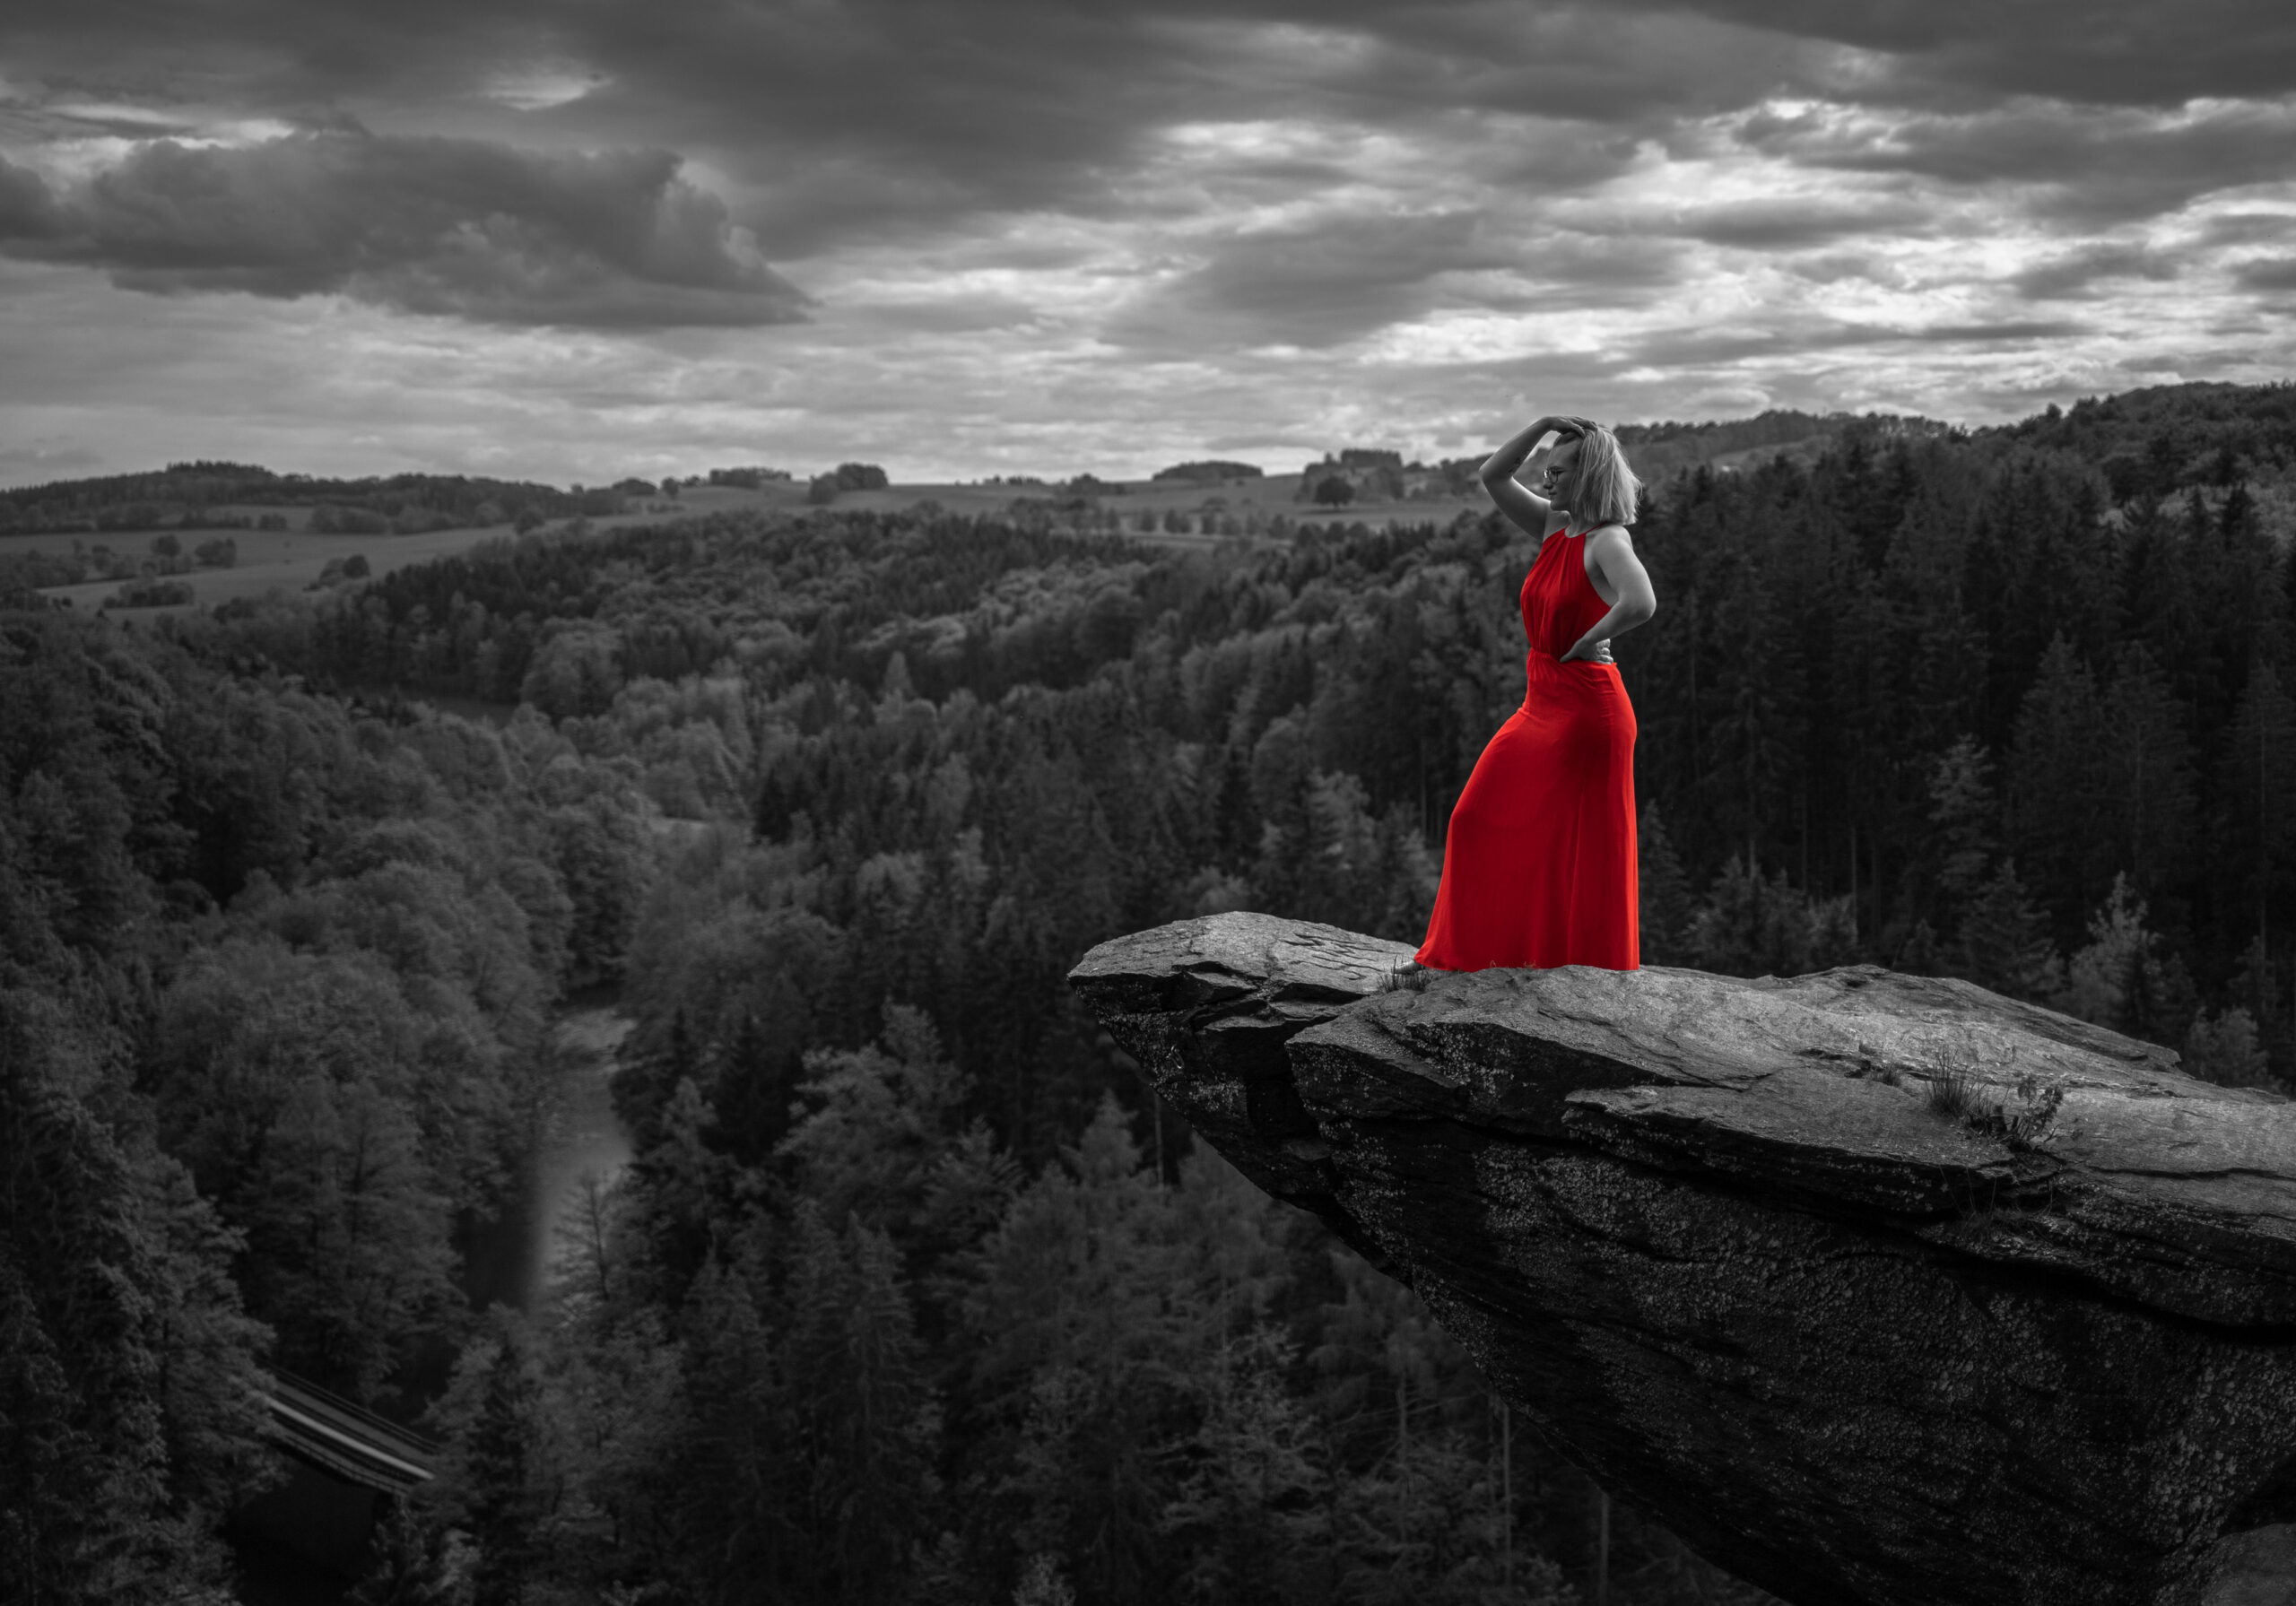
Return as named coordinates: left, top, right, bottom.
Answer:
left=1296, top=449, right=1481, bottom=503
left=1292, top=449, right=1405, bottom=503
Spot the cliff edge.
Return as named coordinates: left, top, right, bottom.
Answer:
left=1067, top=911, right=2296, bottom=1606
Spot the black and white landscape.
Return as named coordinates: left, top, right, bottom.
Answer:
left=6, top=4, right=2296, bottom=1606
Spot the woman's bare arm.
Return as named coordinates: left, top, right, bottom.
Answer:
left=1558, top=525, right=1658, bottom=663
left=1478, top=415, right=1571, bottom=537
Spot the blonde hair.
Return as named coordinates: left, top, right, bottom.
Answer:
left=1560, top=424, right=1642, bottom=528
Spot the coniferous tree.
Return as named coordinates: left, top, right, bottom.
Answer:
left=2183, top=1008, right=2276, bottom=1090
left=777, top=1005, right=977, bottom=1252
left=964, top=1098, right=1188, bottom=1606
left=1688, top=855, right=1850, bottom=977
left=667, top=1241, right=783, bottom=1598
left=2100, top=644, right=2197, bottom=907
left=430, top=1313, right=547, bottom=1606
left=0, top=996, right=272, bottom=1606
left=1891, top=917, right=1946, bottom=977
left=2228, top=933, right=2291, bottom=1076
left=1707, top=552, right=1796, bottom=867
left=1926, top=736, right=1997, bottom=917
left=1636, top=802, right=1696, bottom=965
left=715, top=1009, right=804, bottom=1162
left=783, top=1207, right=942, bottom=1602
left=2008, top=635, right=2113, bottom=937
left=2223, top=663, right=2296, bottom=956
left=1957, top=859, right=2065, bottom=1001
left=2060, top=873, right=2198, bottom=1046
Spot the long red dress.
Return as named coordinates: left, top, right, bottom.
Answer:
left=1414, top=524, right=1639, bottom=970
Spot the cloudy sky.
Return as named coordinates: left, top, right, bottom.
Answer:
left=3, top=1, right=2293, bottom=486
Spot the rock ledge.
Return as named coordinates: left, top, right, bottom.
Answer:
left=1068, top=912, right=2296, bottom=1606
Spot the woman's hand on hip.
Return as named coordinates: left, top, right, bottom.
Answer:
left=1559, top=638, right=1613, bottom=664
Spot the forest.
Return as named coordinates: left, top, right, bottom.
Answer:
left=0, top=462, right=628, bottom=539
left=8, top=379, right=2296, bottom=1606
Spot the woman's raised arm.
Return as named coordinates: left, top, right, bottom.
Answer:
left=1479, top=415, right=1576, bottom=537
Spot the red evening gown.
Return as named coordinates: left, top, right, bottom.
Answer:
left=1414, top=525, right=1639, bottom=970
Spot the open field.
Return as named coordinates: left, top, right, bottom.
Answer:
left=16, top=472, right=1490, bottom=613
left=15, top=522, right=535, bottom=612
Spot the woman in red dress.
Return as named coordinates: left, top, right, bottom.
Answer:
left=1405, top=415, right=1657, bottom=977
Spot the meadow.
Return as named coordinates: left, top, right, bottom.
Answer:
left=4, top=470, right=1493, bottom=614
left=3, top=404, right=1980, bottom=618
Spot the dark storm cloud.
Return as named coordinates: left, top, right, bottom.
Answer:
left=8, top=0, right=2287, bottom=301
left=2011, top=243, right=2179, bottom=300
left=8, top=0, right=2296, bottom=247
left=546, top=1, right=1924, bottom=261
left=1, top=129, right=807, bottom=327
left=0, top=1, right=543, bottom=107
left=1738, top=99, right=2296, bottom=224
left=1780, top=250, right=1896, bottom=284
left=1912, top=319, right=2093, bottom=343
left=1511, top=231, right=1691, bottom=306
left=2198, top=213, right=2296, bottom=247
left=1660, top=197, right=1934, bottom=249
left=1262, top=4, right=1839, bottom=126
left=862, top=294, right=1044, bottom=334
left=2235, top=259, right=2296, bottom=292
left=1109, top=211, right=1513, bottom=352
left=1108, top=209, right=1689, bottom=353
left=0, top=156, right=64, bottom=239
left=0, top=0, right=1875, bottom=256
left=1625, top=0, right=2296, bottom=107
left=12, top=1, right=1273, bottom=254
left=1627, top=315, right=2090, bottom=368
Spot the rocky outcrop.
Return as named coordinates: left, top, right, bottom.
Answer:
left=1068, top=912, right=2296, bottom=1606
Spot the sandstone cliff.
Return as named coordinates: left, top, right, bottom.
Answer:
left=1068, top=911, right=2296, bottom=1606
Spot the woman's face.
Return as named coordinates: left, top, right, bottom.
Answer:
left=1538, top=438, right=1581, bottom=507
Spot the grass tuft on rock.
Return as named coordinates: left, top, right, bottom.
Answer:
left=1924, top=1069, right=2065, bottom=1150
left=1926, top=1068, right=1981, bottom=1118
